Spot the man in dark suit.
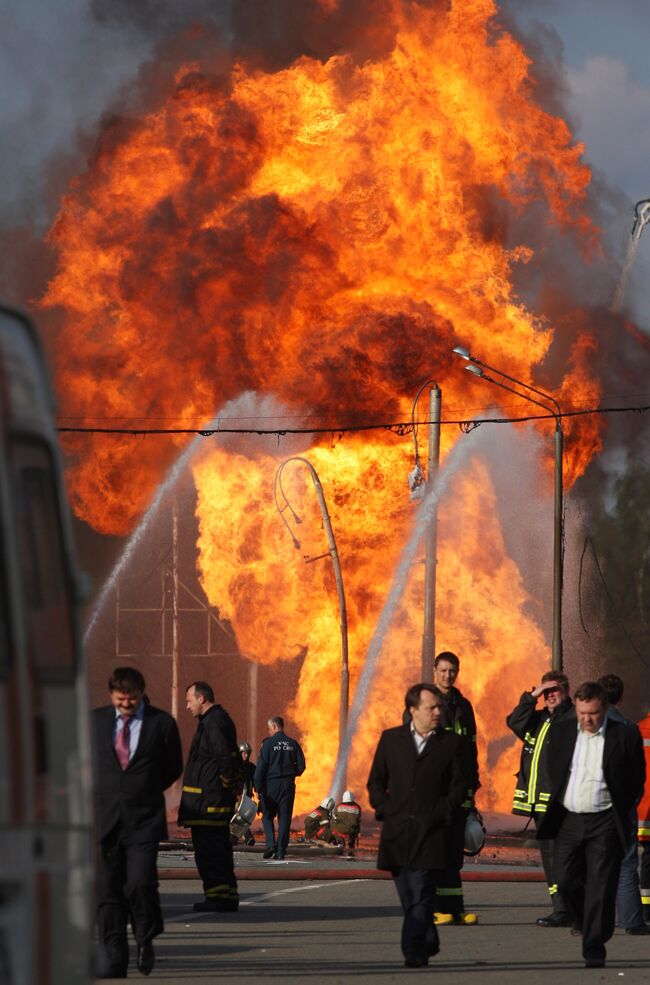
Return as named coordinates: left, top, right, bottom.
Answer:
left=537, top=681, right=646, bottom=969
left=368, top=683, right=469, bottom=968
left=92, top=667, right=183, bottom=978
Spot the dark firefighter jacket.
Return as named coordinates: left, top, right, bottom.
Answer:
left=178, top=704, right=242, bottom=827
left=439, top=686, right=480, bottom=795
left=304, top=804, right=333, bottom=839
left=506, top=691, right=575, bottom=817
left=367, top=724, right=469, bottom=871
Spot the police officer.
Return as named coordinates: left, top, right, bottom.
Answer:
left=254, top=716, right=306, bottom=860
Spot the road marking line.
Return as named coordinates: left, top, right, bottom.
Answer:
left=241, top=879, right=370, bottom=905
left=166, top=878, right=370, bottom=921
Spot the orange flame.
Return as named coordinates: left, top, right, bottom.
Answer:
left=39, top=0, right=605, bottom=812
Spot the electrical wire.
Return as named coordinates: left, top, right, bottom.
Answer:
left=55, top=402, right=650, bottom=437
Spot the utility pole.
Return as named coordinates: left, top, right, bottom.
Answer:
left=421, top=385, right=441, bottom=681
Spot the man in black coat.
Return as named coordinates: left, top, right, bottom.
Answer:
left=178, top=681, right=242, bottom=911
left=368, top=683, right=470, bottom=968
left=91, top=666, right=183, bottom=979
left=537, top=681, right=646, bottom=968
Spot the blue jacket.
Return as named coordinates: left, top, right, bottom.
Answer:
left=254, top=730, right=305, bottom=792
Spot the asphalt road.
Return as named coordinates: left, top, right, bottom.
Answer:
left=98, top=868, right=650, bottom=983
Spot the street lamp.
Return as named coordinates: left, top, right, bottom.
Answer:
left=274, top=457, right=349, bottom=794
left=408, top=380, right=442, bottom=680
left=452, top=346, right=564, bottom=671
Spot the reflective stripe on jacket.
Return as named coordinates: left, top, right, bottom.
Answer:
left=506, top=692, right=575, bottom=816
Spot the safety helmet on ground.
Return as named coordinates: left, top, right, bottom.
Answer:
left=342, top=790, right=354, bottom=803
left=463, top=808, right=486, bottom=856
left=238, top=741, right=252, bottom=755
left=320, top=797, right=335, bottom=811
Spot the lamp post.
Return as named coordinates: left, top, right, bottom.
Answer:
left=452, top=347, right=564, bottom=672
left=274, top=458, right=349, bottom=794
left=408, top=381, right=441, bottom=681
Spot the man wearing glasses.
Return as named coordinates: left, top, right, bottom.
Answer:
left=506, top=671, right=575, bottom=927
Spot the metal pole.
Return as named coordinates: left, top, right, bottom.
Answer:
left=456, top=357, right=565, bottom=672
left=171, top=500, right=179, bottom=721
left=552, top=425, right=563, bottom=672
left=308, top=468, right=349, bottom=764
left=421, top=385, right=441, bottom=681
left=274, top=458, right=349, bottom=797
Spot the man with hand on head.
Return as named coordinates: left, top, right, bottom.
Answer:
left=506, top=670, right=575, bottom=927
left=368, top=683, right=469, bottom=968
left=92, top=666, right=183, bottom=979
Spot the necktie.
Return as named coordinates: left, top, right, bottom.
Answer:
left=115, top=716, right=131, bottom=770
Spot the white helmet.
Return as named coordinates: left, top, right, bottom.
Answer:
left=320, top=797, right=335, bottom=811
left=463, top=808, right=486, bottom=856
left=342, top=790, right=354, bottom=803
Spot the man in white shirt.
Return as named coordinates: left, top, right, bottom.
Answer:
left=537, top=681, right=645, bottom=969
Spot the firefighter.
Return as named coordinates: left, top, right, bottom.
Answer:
left=233, top=741, right=256, bottom=847
left=430, top=651, right=480, bottom=926
left=178, top=681, right=242, bottom=912
left=637, top=710, right=650, bottom=924
left=506, top=670, right=575, bottom=927
left=331, top=790, right=362, bottom=852
left=239, top=741, right=256, bottom=797
left=304, top=797, right=335, bottom=842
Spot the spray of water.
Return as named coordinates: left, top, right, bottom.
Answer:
left=83, top=427, right=210, bottom=644
left=329, top=427, right=482, bottom=798
left=83, top=392, right=312, bottom=645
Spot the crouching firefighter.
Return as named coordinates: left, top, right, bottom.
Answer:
left=178, top=681, right=242, bottom=912
left=331, top=791, right=362, bottom=852
left=506, top=671, right=575, bottom=927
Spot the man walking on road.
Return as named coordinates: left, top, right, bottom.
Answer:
left=368, top=683, right=469, bottom=968
left=92, top=666, right=183, bottom=978
left=255, top=716, right=306, bottom=860
left=538, top=681, right=646, bottom=969
left=506, top=670, right=575, bottom=927
left=178, top=682, right=242, bottom=912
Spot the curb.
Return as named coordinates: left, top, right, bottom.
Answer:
left=159, top=867, right=545, bottom=882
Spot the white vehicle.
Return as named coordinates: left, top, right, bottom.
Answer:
left=0, top=304, right=92, bottom=984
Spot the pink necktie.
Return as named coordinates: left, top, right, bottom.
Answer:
left=115, top=716, right=131, bottom=770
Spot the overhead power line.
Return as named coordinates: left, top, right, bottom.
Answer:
left=55, top=402, right=650, bottom=437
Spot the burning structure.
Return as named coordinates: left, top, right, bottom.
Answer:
left=28, top=0, right=648, bottom=814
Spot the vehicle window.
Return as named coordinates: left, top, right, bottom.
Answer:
left=9, top=440, right=74, bottom=674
